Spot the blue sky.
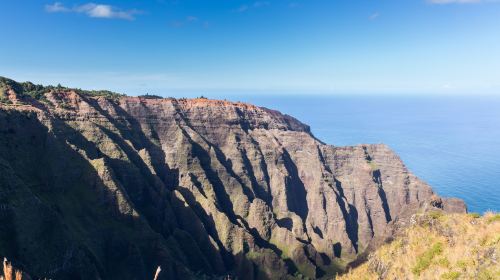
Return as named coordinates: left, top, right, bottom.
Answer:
left=1, top=0, right=499, bottom=96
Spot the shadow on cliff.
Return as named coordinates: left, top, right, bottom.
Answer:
left=82, top=96, right=178, bottom=188
left=0, top=103, right=349, bottom=279
left=78, top=97, right=275, bottom=276
left=179, top=128, right=301, bottom=274
left=0, top=110, right=196, bottom=279
left=333, top=179, right=359, bottom=254
left=76, top=99, right=243, bottom=275
left=281, top=149, right=308, bottom=221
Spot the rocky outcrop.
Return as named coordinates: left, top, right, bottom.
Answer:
left=0, top=77, right=466, bottom=279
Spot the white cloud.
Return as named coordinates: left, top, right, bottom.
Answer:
left=369, top=12, right=380, bottom=20
left=45, top=2, right=141, bottom=20
left=45, top=2, right=70, bottom=13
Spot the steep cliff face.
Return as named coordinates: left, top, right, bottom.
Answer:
left=0, top=78, right=466, bottom=279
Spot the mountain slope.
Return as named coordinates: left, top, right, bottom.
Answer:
left=339, top=212, right=500, bottom=280
left=0, top=77, right=466, bottom=279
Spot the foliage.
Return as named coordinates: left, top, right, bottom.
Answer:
left=412, top=242, right=443, bottom=275
left=138, top=94, right=163, bottom=99
left=428, top=210, right=444, bottom=220
left=0, top=76, right=124, bottom=101
left=440, top=271, right=461, bottom=280
left=367, top=160, right=378, bottom=170
left=74, top=88, right=125, bottom=99
left=469, top=212, right=481, bottom=218
left=339, top=212, right=500, bottom=280
left=487, top=213, right=500, bottom=224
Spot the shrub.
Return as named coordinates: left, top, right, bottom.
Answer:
left=74, top=89, right=124, bottom=99
left=477, top=269, right=495, bottom=280
left=368, top=161, right=378, bottom=170
left=428, top=211, right=444, bottom=220
left=412, top=242, right=443, bottom=275
left=0, top=96, right=9, bottom=104
left=469, top=213, right=481, bottom=218
left=138, top=94, right=163, bottom=99
left=437, top=257, right=450, bottom=268
left=456, top=260, right=468, bottom=271
left=487, top=214, right=500, bottom=224
left=441, top=271, right=461, bottom=280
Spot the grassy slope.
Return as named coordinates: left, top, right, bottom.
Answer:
left=339, top=212, right=500, bottom=280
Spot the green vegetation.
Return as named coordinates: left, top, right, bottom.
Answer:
left=74, top=88, right=124, bottom=99
left=367, top=160, right=378, bottom=170
left=428, top=210, right=444, bottom=220
left=339, top=212, right=500, bottom=280
left=437, top=257, right=450, bottom=268
left=478, top=269, right=496, bottom=280
left=440, top=271, right=461, bottom=280
left=246, top=250, right=264, bottom=260
left=0, top=76, right=125, bottom=101
left=293, top=271, right=312, bottom=280
left=487, top=213, right=500, bottom=224
left=469, top=212, right=481, bottom=218
left=138, top=94, right=163, bottom=99
left=0, top=96, right=10, bottom=104
left=412, top=242, right=443, bottom=275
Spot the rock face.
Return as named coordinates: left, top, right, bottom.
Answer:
left=0, top=77, right=466, bottom=279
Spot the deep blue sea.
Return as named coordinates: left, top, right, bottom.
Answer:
left=233, top=95, right=500, bottom=214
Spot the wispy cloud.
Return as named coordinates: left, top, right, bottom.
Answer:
left=233, top=1, right=270, bottom=13
left=45, top=2, right=142, bottom=20
left=170, top=16, right=209, bottom=28
left=369, top=12, right=380, bottom=20
left=45, top=2, right=70, bottom=12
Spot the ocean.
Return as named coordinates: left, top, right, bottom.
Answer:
left=234, top=95, right=500, bottom=214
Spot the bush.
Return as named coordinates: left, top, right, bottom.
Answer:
left=428, top=211, right=444, bottom=220
left=456, top=260, right=468, bottom=271
left=138, top=94, right=163, bottom=99
left=412, top=242, right=443, bottom=275
left=74, top=89, right=124, bottom=99
left=487, top=214, right=500, bottom=224
left=477, top=269, right=495, bottom=280
left=437, top=257, right=450, bottom=268
left=441, top=271, right=461, bottom=280
left=469, top=213, right=481, bottom=218
left=1, top=76, right=124, bottom=101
